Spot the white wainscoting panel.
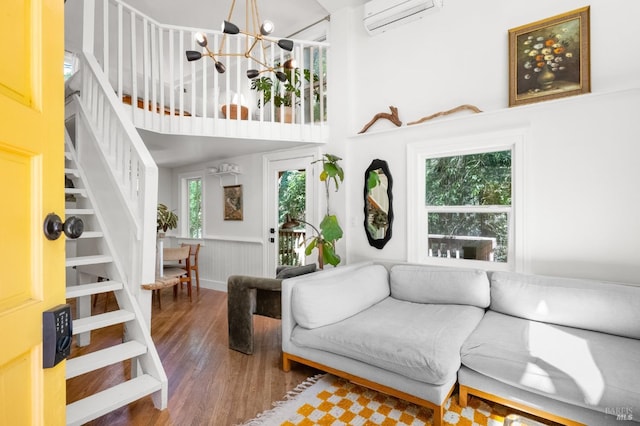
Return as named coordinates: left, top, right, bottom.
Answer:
left=173, top=237, right=264, bottom=292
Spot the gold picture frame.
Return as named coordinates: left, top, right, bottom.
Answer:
left=509, top=6, right=590, bottom=107
left=223, top=184, right=243, bottom=221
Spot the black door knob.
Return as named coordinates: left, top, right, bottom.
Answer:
left=43, top=213, right=84, bottom=240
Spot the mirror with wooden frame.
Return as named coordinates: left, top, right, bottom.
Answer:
left=363, top=159, right=393, bottom=249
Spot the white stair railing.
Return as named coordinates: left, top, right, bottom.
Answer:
left=77, top=52, right=158, bottom=320
left=79, top=0, right=329, bottom=141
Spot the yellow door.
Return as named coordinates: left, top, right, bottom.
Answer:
left=0, top=0, right=65, bottom=424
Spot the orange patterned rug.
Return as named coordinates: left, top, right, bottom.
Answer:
left=241, top=374, right=553, bottom=425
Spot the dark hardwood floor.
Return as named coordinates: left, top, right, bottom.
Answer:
left=66, top=287, right=318, bottom=425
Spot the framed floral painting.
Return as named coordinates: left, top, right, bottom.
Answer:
left=508, top=6, right=590, bottom=107
left=223, top=184, right=243, bottom=221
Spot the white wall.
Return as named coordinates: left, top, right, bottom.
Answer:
left=161, top=0, right=640, bottom=285
left=157, top=168, right=172, bottom=207
left=323, top=0, right=640, bottom=283
left=166, top=152, right=266, bottom=290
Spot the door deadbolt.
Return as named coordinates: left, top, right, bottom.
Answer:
left=43, top=213, right=84, bottom=240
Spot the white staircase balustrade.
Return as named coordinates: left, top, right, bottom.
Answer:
left=76, top=53, right=158, bottom=313
left=77, top=0, right=329, bottom=142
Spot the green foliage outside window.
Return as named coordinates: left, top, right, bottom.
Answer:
left=278, top=171, right=306, bottom=225
left=188, top=178, right=202, bottom=238
left=425, top=150, right=511, bottom=262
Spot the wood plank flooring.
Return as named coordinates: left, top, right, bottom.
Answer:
left=66, top=287, right=318, bottom=425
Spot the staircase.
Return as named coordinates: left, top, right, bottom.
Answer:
left=62, top=43, right=166, bottom=423
left=63, top=134, right=166, bottom=425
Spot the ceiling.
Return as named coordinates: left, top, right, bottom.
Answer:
left=65, top=0, right=334, bottom=168
left=123, top=0, right=330, bottom=38
left=139, top=129, right=317, bottom=167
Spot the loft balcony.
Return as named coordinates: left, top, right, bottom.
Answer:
left=74, top=0, right=329, bottom=153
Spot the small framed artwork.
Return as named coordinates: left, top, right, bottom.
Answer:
left=223, top=184, right=243, bottom=221
left=508, top=6, right=590, bottom=107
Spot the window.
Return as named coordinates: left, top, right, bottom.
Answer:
left=64, top=51, right=78, bottom=81
left=278, top=169, right=307, bottom=266
left=425, top=150, right=511, bottom=262
left=408, top=130, right=525, bottom=271
left=180, top=172, right=203, bottom=238
left=187, top=178, right=202, bottom=238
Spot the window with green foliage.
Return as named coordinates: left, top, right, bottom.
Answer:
left=278, top=170, right=306, bottom=224
left=408, top=130, right=524, bottom=270
left=187, top=178, right=202, bottom=238
left=425, top=150, right=512, bottom=262
left=278, top=170, right=306, bottom=266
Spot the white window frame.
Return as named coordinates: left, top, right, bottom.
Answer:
left=179, top=171, right=205, bottom=239
left=407, top=128, right=526, bottom=272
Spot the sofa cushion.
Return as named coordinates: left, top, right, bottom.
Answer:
left=275, top=263, right=316, bottom=279
left=292, top=297, right=485, bottom=385
left=461, top=311, right=640, bottom=412
left=390, top=265, right=490, bottom=308
left=291, top=263, right=389, bottom=329
left=490, top=272, right=640, bottom=339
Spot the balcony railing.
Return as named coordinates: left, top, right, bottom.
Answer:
left=279, top=229, right=306, bottom=266
left=81, top=0, right=329, bottom=142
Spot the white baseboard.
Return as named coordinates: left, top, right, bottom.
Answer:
left=198, top=278, right=227, bottom=293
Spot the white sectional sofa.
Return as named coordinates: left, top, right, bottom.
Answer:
left=459, top=271, right=640, bottom=426
left=282, top=261, right=491, bottom=426
left=282, top=262, right=640, bottom=426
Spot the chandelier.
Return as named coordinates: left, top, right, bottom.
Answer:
left=185, top=0, right=296, bottom=82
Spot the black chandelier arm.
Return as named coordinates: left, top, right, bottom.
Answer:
left=185, top=0, right=296, bottom=79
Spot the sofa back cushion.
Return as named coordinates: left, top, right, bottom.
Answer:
left=292, top=263, right=389, bottom=329
left=490, top=271, right=640, bottom=339
left=390, top=265, right=490, bottom=308
left=276, top=263, right=316, bottom=279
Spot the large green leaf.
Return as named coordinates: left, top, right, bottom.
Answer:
left=320, top=215, right=343, bottom=242
left=304, top=237, right=318, bottom=256
left=322, top=242, right=341, bottom=266
left=367, top=171, right=380, bottom=190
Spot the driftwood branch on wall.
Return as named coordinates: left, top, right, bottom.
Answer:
left=358, top=106, right=402, bottom=134
left=407, top=104, right=482, bottom=126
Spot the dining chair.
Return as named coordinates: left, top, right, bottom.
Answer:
left=181, top=243, right=201, bottom=293
left=162, top=245, right=193, bottom=302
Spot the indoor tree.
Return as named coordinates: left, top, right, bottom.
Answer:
left=306, top=153, right=344, bottom=267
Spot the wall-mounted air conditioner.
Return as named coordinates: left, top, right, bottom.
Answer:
left=363, top=0, right=442, bottom=36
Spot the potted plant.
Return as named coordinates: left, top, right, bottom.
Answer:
left=283, top=154, right=343, bottom=268
left=157, top=203, right=178, bottom=236
left=250, top=67, right=319, bottom=123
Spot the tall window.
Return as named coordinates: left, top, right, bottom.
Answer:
left=187, top=178, right=202, bottom=238
left=408, top=129, right=524, bottom=271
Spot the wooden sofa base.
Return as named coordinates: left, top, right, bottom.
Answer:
left=459, top=384, right=585, bottom=426
left=283, top=352, right=452, bottom=426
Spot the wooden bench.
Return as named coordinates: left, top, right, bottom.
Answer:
left=141, top=274, right=181, bottom=309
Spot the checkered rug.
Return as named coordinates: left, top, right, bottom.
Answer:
left=240, top=374, right=549, bottom=425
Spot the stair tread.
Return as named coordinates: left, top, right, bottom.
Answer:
left=73, top=309, right=135, bottom=335
left=66, top=281, right=123, bottom=298
left=66, top=374, right=161, bottom=426
left=66, top=341, right=147, bottom=379
left=66, top=255, right=113, bottom=268
left=78, top=231, right=103, bottom=239
left=65, top=208, right=95, bottom=215
left=65, top=168, right=80, bottom=177
left=65, top=188, right=87, bottom=196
